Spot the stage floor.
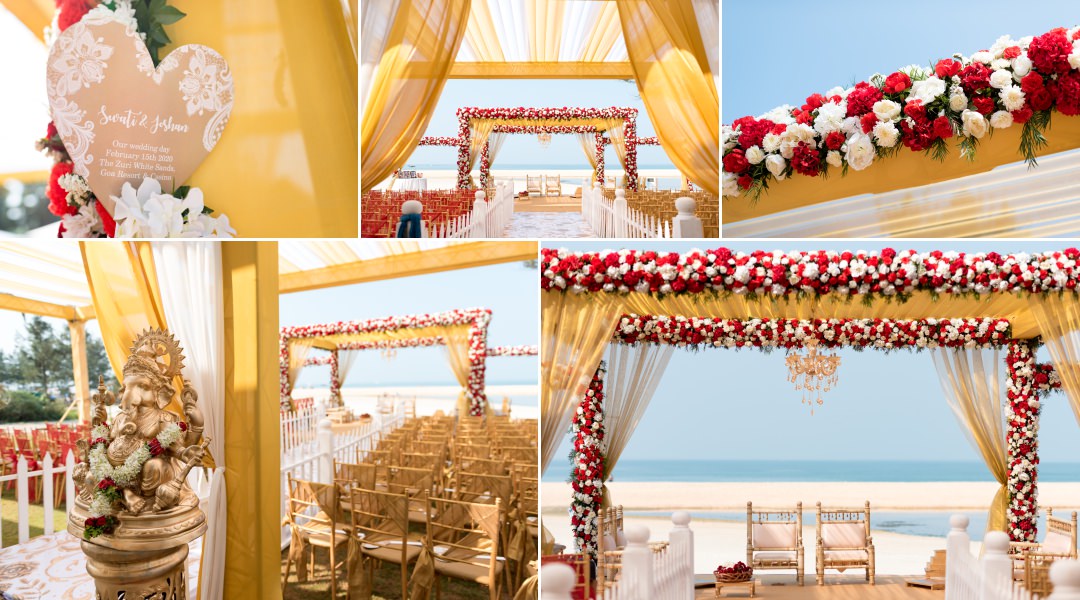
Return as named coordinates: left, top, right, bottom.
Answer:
left=696, top=574, right=943, bottom=599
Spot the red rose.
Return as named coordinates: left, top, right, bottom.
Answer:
left=47, top=162, right=77, bottom=217
left=737, top=174, right=753, bottom=189
left=932, top=116, right=953, bottom=139
left=884, top=72, right=911, bottom=94
left=803, top=93, right=826, bottom=112
left=935, top=59, right=962, bottom=78
left=791, top=143, right=822, bottom=177
left=723, top=149, right=750, bottom=174
left=1028, top=29, right=1073, bottom=75
left=1028, top=87, right=1054, bottom=111
left=825, top=131, right=845, bottom=150
left=1012, top=106, right=1034, bottom=123
left=959, top=63, right=992, bottom=95
left=1003, top=46, right=1022, bottom=60
left=904, top=101, right=927, bottom=122
left=972, top=96, right=996, bottom=115
left=178, top=421, right=189, bottom=432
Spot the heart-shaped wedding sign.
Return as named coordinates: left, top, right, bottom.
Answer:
left=46, top=11, right=233, bottom=214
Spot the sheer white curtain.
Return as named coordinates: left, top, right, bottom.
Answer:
left=576, top=132, right=600, bottom=181
left=151, top=242, right=225, bottom=600
left=287, top=341, right=313, bottom=396
left=604, top=343, right=673, bottom=495
left=360, top=0, right=401, bottom=119
left=487, top=132, right=508, bottom=167
left=691, top=0, right=719, bottom=96
left=337, top=349, right=359, bottom=391
left=932, top=347, right=1009, bottom=533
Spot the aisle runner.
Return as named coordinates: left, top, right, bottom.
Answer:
left=0, top=532, right=202, bottom=599
left=503, top=212, right=595, bottom=238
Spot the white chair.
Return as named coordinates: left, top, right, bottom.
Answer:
left=815, top=501, right=875, bottom=585
left=747, top=501, right=804, bottom=585
left=526, top=175, right=542, bottom=196
left=1011, top=508, right=1078, bottom=580
left=545, top=174, right=561, bottom=196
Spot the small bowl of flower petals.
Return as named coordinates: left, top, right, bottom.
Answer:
left=714, top=561, right=752, bottom=583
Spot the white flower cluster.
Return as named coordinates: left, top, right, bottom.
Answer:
left=112, top=178, right=236, bottom=238
left=85, top=422, right=184, bottom=517
left=57, top=173, right=107, bottom=238
left=1005, top=341, right=1040, bottom=542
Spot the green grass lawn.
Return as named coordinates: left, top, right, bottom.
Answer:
left=0, top=485, right=69, bottom=548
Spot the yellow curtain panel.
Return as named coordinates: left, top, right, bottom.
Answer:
left=616, top=0, right=718, bottom=195
left=361, top=0, right=472, bottom=193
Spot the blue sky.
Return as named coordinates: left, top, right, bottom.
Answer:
left=544, top=240, right=1080, bottom=471
left=401, top=79, right=675, bottom=168
left=723, top=0, right=1077, bottom=122
left=279, top=260, right=539, bottom=389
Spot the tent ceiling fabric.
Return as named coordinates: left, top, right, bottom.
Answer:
left=615, top=290, right=1043, bottom=339
left=0, top=240, right=93, bottom=318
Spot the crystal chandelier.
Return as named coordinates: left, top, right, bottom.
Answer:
left=785, top=338, right=841, bottom=414
left=381, top=348, right=397, bottom=361
left=537, top=132, right=552, bottom=148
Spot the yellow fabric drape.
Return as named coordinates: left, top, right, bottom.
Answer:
left=1028, top=294, right=1080, bottom=428
left=5, top=0, right=52, bottom=42
left=616, top=0, right=718, bottom=195
left=468, top=119, right=499, bottom=183
left=81, top=242, right=184, bottom=417
left=361, top=0, right=471, bottom=193
left=541, top=292, right=622, bottom=474
left=932, top=348, right=1009, bottom=533
left=437, top=326, right=473, bottom=416
left=577, top=133, right=600, bottom=182
left=606, top=119, right=628, bottom=171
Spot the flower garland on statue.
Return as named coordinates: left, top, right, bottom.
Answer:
left=612, top=316, right=1012, bottom=350
left=1006, top=341, right=1040, bottom=542
left=540, top=247, right=1080, bottom=297
left=83, top=420, right=187, bottom=539
left=486, top=345, right=539, bottom=357
left=570, top=362, right=605, bottom=556
left=37, top=1, right=234, bottom=238
left=723, top=26, right=1080, bottom=199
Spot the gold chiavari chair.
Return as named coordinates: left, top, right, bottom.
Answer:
left=347, top=487, right=424, bottom=598
left=282, top=476, right=349, bottom=597
left=424, top=495, right=506, bottom=600
left=388, top=465, right=437, bottom=523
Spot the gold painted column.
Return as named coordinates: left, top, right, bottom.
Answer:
left=221, top=242, right=281, bottom=599
left=68, top=319, right=90, bottom=423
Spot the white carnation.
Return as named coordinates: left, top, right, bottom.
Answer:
left=989, top=110, right=1014, bottom=129
left=813, top=102, right=847, bottom=136
left=872, top=121, right=899, bottom=148
left=762, top=132, right=782, bottom=153
left=844, top=133, right=876, bottom=171
left=1000, top=85, right=1026, bottom=111
left=745, top=145, right=765, bottom=165
left=908, top=76, right=946, bottom=105
left=961, top=110, right=988, bottom=138
left=872, top=99, right=901, bottom=122
left=722, top=172, right=740, bottom=197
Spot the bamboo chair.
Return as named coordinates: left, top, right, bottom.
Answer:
left=282, top=476, right=349, bottom=597
left=747, top=501, right=804, bottom=585
left=425, top=495, right=505, bottom=600
left=347, top=487, right=424, bottom=598
left=815, top=501, right=875, bottom=585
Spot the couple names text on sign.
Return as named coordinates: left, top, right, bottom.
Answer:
left=46, top=11, right=233, bottom=213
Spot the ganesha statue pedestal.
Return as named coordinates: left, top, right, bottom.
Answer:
left=69, top=496, right=206, bottom=599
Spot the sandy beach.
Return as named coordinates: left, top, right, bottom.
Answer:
left=541, top=481, right=1080, bottom=575
left=372, top=168, right=684, bottom=194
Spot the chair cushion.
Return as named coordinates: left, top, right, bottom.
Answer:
left=1043, top=532, right=1074, bottom=555
left=433, top=556, right=505, bottom=585
left=821, top=523, right=866, bottom=549
left=753, top=523, right=796, bottom=549
left=602, top=534, right=618, bottom=552
left=823, top=550, right=869, bottom=562
left=754, top=551, right=797, bottom=562
left=362, top=540, right=423, bottom=564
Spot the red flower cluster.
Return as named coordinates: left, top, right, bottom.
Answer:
left=731, top=116, right=776, bottom=148
left=83, top=514, right=117, bottom=538
left=57, top=0, right=94, bottom=32
left=47, top=162, right=76, bottom=217
left=178, top=421, right=189, bottom=432
left=883, top=71, right=911, bottom=94
left=97, top=477, right=116, bottom=491
left=1005, top=341, right=1041, bottom=542
left=90, top=436, right=107, bottom=448
left=935, top=58, right=963, bottom=78
left=845, top=82, right=882, bottom=117
left=791, top=143, right=821, bottom=177
left=715, top=562, right=751, bottom=575
left=1028, top=28, right=1074, bottom=75
left=571, top=363, right=606, bottom=556
left=148, top=438, right=165, bottom=456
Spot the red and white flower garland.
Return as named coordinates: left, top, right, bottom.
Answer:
left=541, top=247, right=1080, bottom=297
left=486, top=345, right=539, bottom=357
left=612, top=316, right=1012, bottom=350
left=418, top=136, right=461, bottom=147
left=280, top=308, right=491, bottom=416
left=571, top=362, right=606, bottom=556
left=723, top=26, right=1080, bottom=199
left=1006, top=341, right=1040, bottom=542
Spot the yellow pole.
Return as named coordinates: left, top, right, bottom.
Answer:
left=221, top=242, right=281, bottom=599
left=68, top=320, right=90, bottom=423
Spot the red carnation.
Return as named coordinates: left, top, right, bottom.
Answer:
left=737, top=174, right=753, bottom=190
left=959, top=63, right=992, bottom=95
left=1003, top=46, right=1022, bottom=60
left=825, top=131, right=845, bottom=151
left=884, top=72, right=911, bottom=94
left=1012, top=106, right=1034, bottom=123
left=47, top=162, right=77, bottom=217
left=1021, top=72, right=1046, bottom=94
left=94, top=201, right=115, bottom=237
left=860, top=112, right=878, bottom=134
left=1029, top=86, right=1054, bottom=112
left=972, top=96, right=996, bottom=116
left=935, top=59, right=962, bottom=78
left=1028, top=28, right=1073, bottom=75
left=732, top=117, right=775, bottom=149
left=57, top=0, right=95, bottom=32
left=791, top=143, right=822, bottom=177
left=932, top=116, right=953, bottom=139
left=722, top=149, right=750, bottom=174
left=802, top=93, right=826, bottom=112
left=1053, top=71, right=1080, bottom=116
left=845, top=82, right=883, bottom=117
left=904, top=101, right=927, bottom=122
left=148, top=439, right=164, bottom=456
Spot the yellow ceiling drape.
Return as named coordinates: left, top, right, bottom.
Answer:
left=615, top=0, right=718, bottom=195
left=360, top=0, right=471, bottom=193
left=80, top=242, right=183, bottom=417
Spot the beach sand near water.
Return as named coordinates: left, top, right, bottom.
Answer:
left=293, top=386, right=539, bottom=420
left=541, top=481, right=1080, bottom=575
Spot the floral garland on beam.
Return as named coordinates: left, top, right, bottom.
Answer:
left=1007, top=341, right=1040, bottom=542
left=571, top=362, right=605, bottom=556
left=486, top=345, right=539, bottom=357
left=595, top=131, right=605, bottom=186
left=540, top=247, right=1080, bottom=297
left=635, top=137, right=660, bottom=145
left=723, top=26, right=1080, bottom=199
left=612, top=316, right=1012, bottom=350
left=418, top=136, right=462, bottom=146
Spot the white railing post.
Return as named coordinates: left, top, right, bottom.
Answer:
left=472, top=190, right=487, bottom=238
left=42, top=453, right=54, bottom=535
left=65, top=449, right=76, bottom=522
left=613, top=189, right=628, bottom=238
left=670, top=511, right=694, bottom=600
left=946, top=514, right=971, bottom=599
left=671, top=197, right=703, bottom=238
left=981, top=531, right=1012, bottom=599
left=16, top=455, right=29, bottom=544
left=316, top=418, right=333, bottom=484
left=621, top=524, right=653, bottom=599
left=540, top=561, right=576, bottom=600
left=1050, top=561, right=1080, bottom=599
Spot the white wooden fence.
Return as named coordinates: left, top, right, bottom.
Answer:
left=543, top=512, right=694, bottom=600
left=413, top=184, right=513, bottom=239
left=582, top=187, right=706, bottom=239
left=0, top=451, right=76, bottom=547
left=945, top=514, right=1080, bottom=600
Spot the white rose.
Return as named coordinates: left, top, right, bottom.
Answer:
left=1000, top=85, right=1026, bottom=111
left=722, top=171, right=740, bottom=197
left=972, top=50, right=993, bottom=64
left=872, top=99, right=901, bottom=122
left=765, top=154, right=787, bottom=180
left=1012, top=55, right=1033, bottom=78
left=948, top=86, right=968, bottom=112
left=872, top=121, right=899, bottom=147
left=990, top=110, right=1014, bottom=129
left=762, top=132, right=782, bottom=153
left=779, top=140, right=796, bottom=159
left=826, top=150, right=843, bottom=168
left=962, top=110, right=988, bottom=138
left=908, top=76, right=946, bottom=105
left=989, top=69, right=1013, bottom=89
left=844, top=133, right=876, bottom=171
left=746, top=145, right=765, bottom=165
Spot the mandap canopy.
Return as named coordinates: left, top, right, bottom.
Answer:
left=361, top=0, right=718, bottom=195
left=540, top=246, right=1080, bottom=553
